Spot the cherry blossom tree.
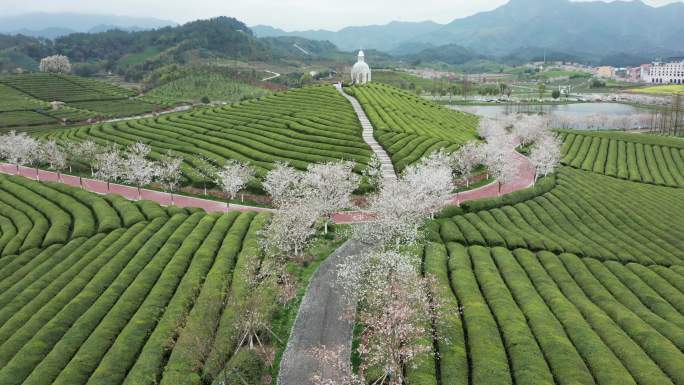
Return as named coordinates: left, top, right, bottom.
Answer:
left=38, top=140, right=67, bottom=179
left=193, top=156, right=219, bottom=195
left=0, top=131, right=39, bottom=173
left=352, top=151, right=453, bottom=248
left=480, top=134, right=517, bottom=195
left=308, top=345, right=361, bottom=385
left=72, top=140, right=101, bottom=175
left=362, top=154, right=383, bottom=191
left=122, top=142, right=156, bottom=199
left=336, top=250, right=438, bottom=385
left=39, top=55, right=71, bottom=74
left=514, top=114, right=550, bottom=146
left=529, top=133, right=562, bottom=183
left=303, top=161, right=360, bottom=233
left=215, top=159, right=256, bottom=205
left=402, top=150, right=454, bottom=218
left=93, top=148, right=124, bottom=191
left=155, top=152, right=183, bottom=203
left=451, top=141, right=482, bottom=188
left=477, top=117, right=506, bottom=139
left=261, top=202, right=320, bottom=257
left=262, top=161, right=305, bottom=207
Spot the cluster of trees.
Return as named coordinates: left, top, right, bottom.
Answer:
left=649, top=95, right=684, bottom=136
left=551, top=112, right=652, bottom=131
left=0, top=132, right=184, bottom=199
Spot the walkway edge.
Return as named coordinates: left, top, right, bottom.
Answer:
left=277, top=240, right=363, bottom=385
left=335, top=84, right=396, bottom=180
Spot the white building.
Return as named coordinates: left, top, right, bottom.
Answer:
left=351, top=50, right=371, bottom=85
left=643, top=59, right=684, bottom=85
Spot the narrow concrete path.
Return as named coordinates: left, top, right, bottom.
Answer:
left=277, top=240, right=364, bottom=385
left=262, top=70, right=281, bottom=82
left=335, top=84, right=396, bottom=180
left=103, top=105, right=192, bottom=123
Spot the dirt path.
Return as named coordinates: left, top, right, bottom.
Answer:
left=277, top=240, right=363, bottom=385
left=336, top=84, right=396, bottom=180
left=0, top=164, right=271, bottom=214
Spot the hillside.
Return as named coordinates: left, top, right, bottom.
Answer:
left=0, top=172, right=284, bottom=385
left=42, top=85, right=374, bottom=184
left=252, top=21, right=443, bottom=52
left=346, top=83, right=479, bottom=172
left=0, top=13, right=176, bottom=39
left=0, top=73, right=169, bottom=132
left=255, top=0, right=684, bottom=65
left=0, top=16, right=362, bottom=81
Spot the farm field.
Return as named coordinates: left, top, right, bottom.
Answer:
left=630, top=84, right=684, bottom=95
left=559, top=130, right=684, bottom=187
left=347, top=83, right=479, bottom=171
left=0, top=172, right=288, bottom=385
left=0, top=73, right=169, bottom=131
left=42, top=85, right=373, bottom=185
left=438, top=167, right=684, bottom=265
left=415, top=159, right=684, bottom=384
left=421, top=241, right=684, bottom=385
left=146, top=72, right=273, bottom=103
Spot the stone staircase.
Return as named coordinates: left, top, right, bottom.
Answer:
left=335, top=84, right=397, bottom=180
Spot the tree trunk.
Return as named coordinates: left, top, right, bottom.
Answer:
left=324, top=221, right=328, bottom=234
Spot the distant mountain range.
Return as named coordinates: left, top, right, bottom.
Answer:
left=0, top=13, right=177, bottom=39
left=253, top=0, right=684, bottom=65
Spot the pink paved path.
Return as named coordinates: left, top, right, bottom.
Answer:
left=1, top=147, right=535, bottom=223
left=0, top=163, right=271, bottom=214
left=332, top=148, right=535, bottom=224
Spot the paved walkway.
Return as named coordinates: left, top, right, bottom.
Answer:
left=103, top=105, right=192, bottom=123
left=332, top=146, right=536, bottom=224
left=336, top=84, right=396, bottom=180
left=0, top=164, right=271, bottom=214
left=262, top=70, right=281, bottom=82
left=448, top=149, right=535, bottom=206
left=277, top=240, right=363, bottom=385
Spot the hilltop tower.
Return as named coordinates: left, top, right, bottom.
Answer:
left=351, top=50, right=371, bottom=85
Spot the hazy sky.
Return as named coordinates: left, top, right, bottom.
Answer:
left=1, top=0, right=682, bottom=30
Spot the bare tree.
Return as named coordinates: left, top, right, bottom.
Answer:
left=39, top=55, right=71, bottom=74
left=215, top=159, right=256, bottom=206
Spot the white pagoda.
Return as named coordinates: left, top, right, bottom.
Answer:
left=351, top=50, right=371, bottom=84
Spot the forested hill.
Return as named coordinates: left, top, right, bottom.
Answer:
left=0, top=17, right=341, bottom=77
left=52, top=17, right=268, bottom=63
